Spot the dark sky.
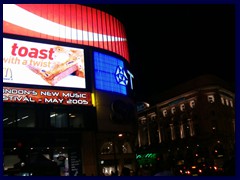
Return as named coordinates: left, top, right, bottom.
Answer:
left=90, top=4, right=235, bottom=102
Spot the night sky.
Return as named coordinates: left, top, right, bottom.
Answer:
left=90, top=4, right=235, bottom=103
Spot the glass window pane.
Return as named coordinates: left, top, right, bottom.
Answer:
left=69, top=113, right=85, bottom=128
left=50, top=112, right=68, bottom=128
left=17, top=106, right=35, bottom=127
left=3, top=106, right=16, bottom=127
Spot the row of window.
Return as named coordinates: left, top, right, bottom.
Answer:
left=3, top=104, right=93, bottom=129
left=158, top=94, right=234, bottom=118
left=138, top=118, right=195, bottom=146
left=207, top=94, right=234, bottom=107
left=100, top=141, right=133, bottom=154
left=161, top=100, right=195, bottom=117
left=220, top=96, right=234, bottom=107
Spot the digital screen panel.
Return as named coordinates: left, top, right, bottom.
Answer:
left=94, top=52, right=127, bottom=95
left=3, top=86, right=92, bottom=106
left=3, top=38, right=86, bottom=89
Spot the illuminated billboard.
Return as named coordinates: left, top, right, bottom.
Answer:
left=3, top=38, right=86, bottom=89
left=3, top=4, right=129, bottom=62
left=94, top=52, right=134, bottom=95
left=3, top=86, right=92, bottom=106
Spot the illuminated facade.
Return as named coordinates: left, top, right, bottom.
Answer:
left=136, top=75, right=235, bottom=176
left=3, top=4, right=136, bottom=176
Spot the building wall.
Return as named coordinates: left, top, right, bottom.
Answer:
left=136, top=76, right=235, bottom=175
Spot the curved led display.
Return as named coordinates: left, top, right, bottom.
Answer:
left=3, top=4, right=129, bottom=62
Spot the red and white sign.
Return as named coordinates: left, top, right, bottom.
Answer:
left=3, top=86, right=92, bottom=106
left=3, top=38, right=86, bottom=89
left=3, top=4, right=129, bottom=62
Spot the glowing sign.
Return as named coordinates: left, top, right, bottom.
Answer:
left=3, top=86, right=92, bottom=106
left=3, top=4, right=129, bottom=62
left=115, top=66, right=128, bottom=86
left=3, top=38, right=86, bottom=89
left=94, top=52, right=134, bottom=95
left=136, top=153, right=159, bottom=165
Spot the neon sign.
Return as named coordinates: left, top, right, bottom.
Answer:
left=3, top=86, right=92, bottom=106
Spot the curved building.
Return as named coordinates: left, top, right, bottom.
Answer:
left=3, top=4, right=136, bottom=176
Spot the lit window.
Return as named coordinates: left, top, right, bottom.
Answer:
left=121, top=142, right=132, bottom=153
left=171, top=107, right=176, bottom=114
left=50, top=112, right=68, bottom=128
left=139, top=117, right=147, bottom=125
left=188, top=119, right=195, bottom=136
left=100, top=142, right=114, bottom=154
left=190, top=100, right=195, bottom=108
left=225, top=99, right=229, bottom=106
left=230, top=100, right=233, bottom=107
left=221, top=97, right=225, bottom=105
left=207, top=95, right=215, bottom=103
left=180, top=123, right=185, bottom=139
left=163, top=110, right=167, bottom=117
left=150, top=114, right=156, bottom=121
left=170, top=124, right=176, bottom=140
left=180, top=104, right=185, bottom=111
left=3, top=104, right=36, bottom=128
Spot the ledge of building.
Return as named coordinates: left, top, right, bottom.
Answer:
left=148, top=74, right=235, bottom=105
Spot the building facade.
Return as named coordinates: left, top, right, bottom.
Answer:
left=3, top=4, right=137, bottom=176
left=136, top=75, right=235, bottom=176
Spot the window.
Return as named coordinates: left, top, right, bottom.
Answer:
left=188, top=118, right=195, bottom=136
left=190, top=100, right=195, bottom=108
left=170, top=124, right=176, bottom=140
left=139, top=117, right=147, bottom=125
left=163, top=109, right=167, bottom=117
left=171, top=107, right=176, bottom=114
left=149, top=113, right=156, bottom=121
left=179, top=123, right=185, bottom=139
left=69, top=113, right=85, bottom=128
left=100, top=142, right=114, bottom=154
left=180, top=104, right=185, bottom=111
left=138, top=126, right=149, bottom=146
left=230, top=100, right=233, bottom=107
left=207, top=95, right=215, bottom=103
left=17, top=107, right=35, bottom=127
left=149, top=119, right=159, bottom=145
left=121, top=142, right=132, bottom=154
left=50, top=112, right=68, bottom=128
left=50, top=107, right=86, bottom=128
left=3, top=104, right=36, bottom=128
left=225, top=99, right=229, bottom=106
left=221, top=97, right=225, bottom=105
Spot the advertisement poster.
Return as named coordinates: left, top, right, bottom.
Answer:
left=3, top=38, right=86, bottom=89
left=3, top=86, right=92, bottom=106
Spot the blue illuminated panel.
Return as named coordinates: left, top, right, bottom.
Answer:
left=94, top=52, right=127, bottom=95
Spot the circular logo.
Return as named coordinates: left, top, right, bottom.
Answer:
left=115, top=66, right=128, bottom=86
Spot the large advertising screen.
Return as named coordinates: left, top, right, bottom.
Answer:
left=3, top=38, right=86, bottom=89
